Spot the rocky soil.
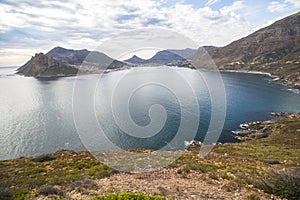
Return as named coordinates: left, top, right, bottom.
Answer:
left=67, top=167, right=274, bottom=200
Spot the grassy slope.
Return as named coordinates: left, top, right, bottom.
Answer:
left=214, top=116, right=300, bottom=166
left=0, top=115, right=299, bottom=199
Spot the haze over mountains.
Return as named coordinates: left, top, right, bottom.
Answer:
left=124, top=47, right=218, bottom=65
left=17, top=11, right=300, bottom=87
left=125, top=49, right=196, bottom=65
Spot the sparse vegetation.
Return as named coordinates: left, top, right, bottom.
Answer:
left=246, top=193, right=260, bottom=200
left=0, top=150, right=114, bottom=199
left=92, top=193, right=166, bottom=200
left=39, top=185, right=64, bottom=197
left=0, top=114, right=299, bottom=199
left=255, top=169, right=300, bottom=200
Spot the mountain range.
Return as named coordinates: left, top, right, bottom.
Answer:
left=17, top=47, right=128, bottom=77
left=124, top=47, right=219, bottom=65
left=17, top=11, right=300, bottom=88
left=125, top=49, right=194, bottom=65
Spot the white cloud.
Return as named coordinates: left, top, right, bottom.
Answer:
left=206, top=0, right=220, bottom=6
left=220, top=1, right=245, bottom=15
left=0, top=0, right=273, bottom=66
left=268, top=1, right=287, bottom=12
left=285, top=0, right=300, bottom=8
left=0, top=48, right=45, bottom=66
left=160, top=1, right=252, bottom=47
left=267, top=0, right=300, bottom=13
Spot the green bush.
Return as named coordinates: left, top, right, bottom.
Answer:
left=255, top=170, right=300, bottom=200
left=12, top=190, right=31, bottom=200
left=0, top=189, right=31, bottom=200
left=33, top=154, right=56, bottom=162
left=88, top=166, right=110, bottom=179
left=197, top=163, right=218, bottom=173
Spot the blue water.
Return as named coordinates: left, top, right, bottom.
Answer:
left=0, top=66, right=299, bottom=160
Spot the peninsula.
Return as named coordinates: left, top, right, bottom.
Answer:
left=16, top=12, right=300, bottom=89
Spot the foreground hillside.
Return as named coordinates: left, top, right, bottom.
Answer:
left=0, top=113, right=299, bottom=199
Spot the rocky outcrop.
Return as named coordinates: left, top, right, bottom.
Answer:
left=17, top=47, right=129, bottom=77
left=185, top=141, right=202, bottom=151
left=234, top=112, right=300, bottom=141
left=17, top=53, right=78, bottom=77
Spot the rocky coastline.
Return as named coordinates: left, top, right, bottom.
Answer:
left=233, top=112, right=300, bottom=142
left=185, top=112, right=300, bottom=148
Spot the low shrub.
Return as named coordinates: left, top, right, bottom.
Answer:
left=93, top=193, right=166, bottom=200
left=88, top=166, right=110, bottom=179
left=262, top=159, right=280, bottom=165
left=69, top=178, right=98, bottom=191
left=246, top=193, right=260, bottom=200
left=255, top=169, right=300, bottom=200
left=0, top=188, right=13, bottom=200
left=34, top=154, right=56, bottom=162
left=39, top=185, right=64, bottom=197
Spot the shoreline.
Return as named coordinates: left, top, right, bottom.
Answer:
left=14, top=66, right=299, bottom=89
left=12, top=63, right=300, bottom=89
left=219, top=69, right=300, bottom=90
left=219, top=69, right=276, bottom=78
left=232, top=112, right=300, bottom=141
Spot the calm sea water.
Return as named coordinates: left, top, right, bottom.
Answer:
left=0, top=66, right=300, bottom=160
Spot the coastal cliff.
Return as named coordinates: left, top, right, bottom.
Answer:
left=17, top=47, right=128, bottom=77
left=16, top=53, right=78, bottom=77
left=206, top=11, right=300, bottom=88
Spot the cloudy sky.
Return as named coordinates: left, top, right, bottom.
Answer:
left=0, top=0, right=299, bottom=66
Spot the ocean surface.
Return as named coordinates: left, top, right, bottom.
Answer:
left=1, top=66, right=300, bottom=160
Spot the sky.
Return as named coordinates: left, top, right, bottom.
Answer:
left=0, top=0, right=299, bottom=66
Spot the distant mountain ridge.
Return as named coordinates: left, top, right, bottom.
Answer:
left=168, top=48, right=198, bottom=59
left=124, top=48, right=198, bottom=65
left=17, top=11, right=300, bottom=87
left=46, top=46, right=89, bottom=65
left=147, top=50, right=186, bottom=64
left=124, top=55, right=147, bottom=64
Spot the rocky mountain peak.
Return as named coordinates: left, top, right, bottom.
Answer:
left=17, top=52, right=63, bottom=76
